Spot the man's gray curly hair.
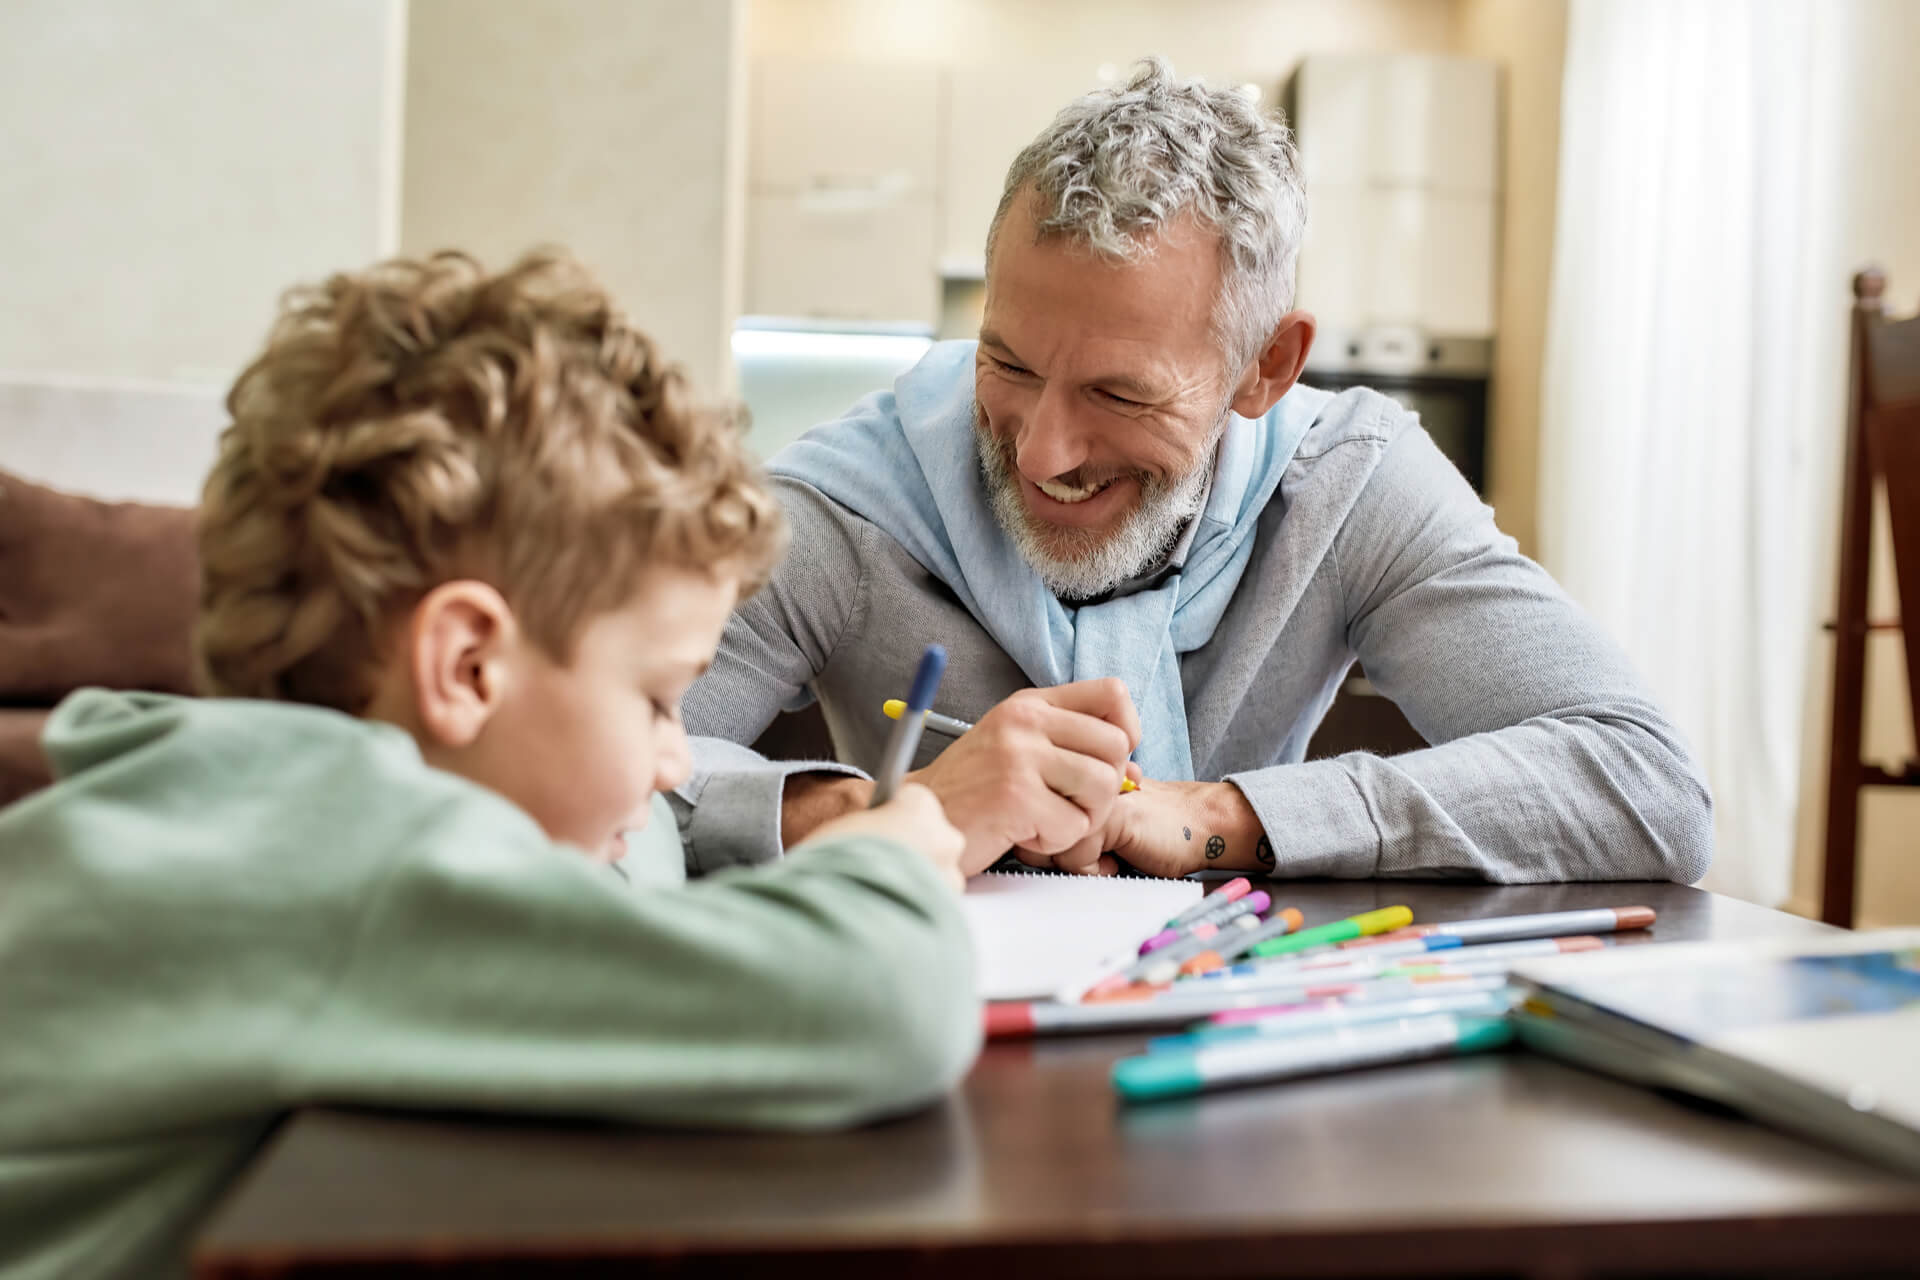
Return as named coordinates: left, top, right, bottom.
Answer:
left=985, top=57, right=1308, bottom=372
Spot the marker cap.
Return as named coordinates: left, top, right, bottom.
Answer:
left=984, top=1003, right=1036, bottom=1039
left=1111, top=1051, right=1206, bottom=1102
left=1454, top=1016, right=1515, bottom=1054
left=906, top=646, right=948, bottom=711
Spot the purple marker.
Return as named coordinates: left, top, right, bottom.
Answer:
left=1140, top=890, right=1273, bottom=955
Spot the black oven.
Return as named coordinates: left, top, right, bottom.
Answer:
left=1300, top=327, right=1490, bottom=495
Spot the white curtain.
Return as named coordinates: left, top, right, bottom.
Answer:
left=1538, top=0, right=1844, bottom=905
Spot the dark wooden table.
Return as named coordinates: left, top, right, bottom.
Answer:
left=195, top=881, right=1920, bottom=1279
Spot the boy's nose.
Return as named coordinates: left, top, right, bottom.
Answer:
left=654, top=721, right=693, bottom=794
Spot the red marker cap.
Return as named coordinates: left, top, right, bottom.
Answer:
left=984, top=1003, right=1036, bottom=1040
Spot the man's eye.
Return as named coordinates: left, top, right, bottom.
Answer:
left=990, top=356, right=1033, bottom=378
left=1100, top=389, right=1144, bottom=408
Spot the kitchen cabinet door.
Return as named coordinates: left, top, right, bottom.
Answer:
left=750, top=59, right=940, bottom=192
left=1293, top=55, right=1499, bottom=196
left=1300, top=186, right=1495, bottom=337
left=746, top=189, right=939, bottom=326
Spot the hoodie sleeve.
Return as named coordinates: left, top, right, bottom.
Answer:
left=287, top=802, right=981, bottom=1132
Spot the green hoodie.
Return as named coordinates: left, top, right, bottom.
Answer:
left=0, top=691, right=979, bottom=1278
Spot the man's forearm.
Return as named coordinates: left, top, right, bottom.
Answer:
left=1155, top=779, right=1274, bottom=875
left=781, top=773, right=876, bottom=851
left=1189, top=780, right=1276, bottom=874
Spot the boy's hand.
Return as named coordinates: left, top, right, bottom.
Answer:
left=796, top=782, right=965, bottom=894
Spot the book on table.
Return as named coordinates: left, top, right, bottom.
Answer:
left=1511, top=928, right=1920, bottom=1176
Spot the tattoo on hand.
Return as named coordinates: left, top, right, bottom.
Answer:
left=1255, top=834, right=1275, bottom=870
left=1204, top=834, right=1226, bottom=861
left=1183, top=826, right=1192, bottom=842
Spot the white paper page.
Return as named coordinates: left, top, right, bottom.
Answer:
left=959, top=870, right=1203, bottom=1001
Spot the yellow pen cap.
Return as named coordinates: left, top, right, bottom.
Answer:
left=1354, top=905, right=1415, bottom=936
left=883, top=697, right=1139, bottom=793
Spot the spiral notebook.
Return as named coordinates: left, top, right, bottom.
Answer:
left=959, top=869, right=1203, bottom=1001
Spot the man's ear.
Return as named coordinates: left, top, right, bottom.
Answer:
left=1229, top=310, right=1317, bottom=420
left=406, top=580, right=519, bottom=749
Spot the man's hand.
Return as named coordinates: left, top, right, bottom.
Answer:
left=905, top=678, right=1141, bottom=876
left=1022, top=776, right=1276, bottom=879
left=781, top=773, right=875, bottom=851
left=796, top=782, right=966, bottom=893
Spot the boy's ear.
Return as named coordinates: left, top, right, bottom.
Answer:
left=1229, top=309, right=1317, bottom=420
left=407, top=580, right=519, bottom=748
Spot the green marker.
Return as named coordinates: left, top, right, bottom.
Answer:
left=1247, top=905, right=1412, bottom=959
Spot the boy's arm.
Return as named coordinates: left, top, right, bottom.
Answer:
left=675, top=479, right=879, bottom=872
left=290, top=810, right=981, bottom=1132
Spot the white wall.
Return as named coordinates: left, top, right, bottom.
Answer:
left=401, top=0, right=748, bottom=396
left=749, top=0, right=1461, bottom=70
left=0, top=0, right=405, bottom=504
left=0, top=0, right=402, bottom=385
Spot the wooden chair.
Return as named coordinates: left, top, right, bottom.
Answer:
left=1821, top=267, right=1920, bottom=927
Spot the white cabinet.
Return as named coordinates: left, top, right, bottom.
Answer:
left=1293, top=55, right=1498, bottom=192
left=745, top=59, right=942, bottom=326
left=1371, top=57, right=1499, bottom=192
left=747, top=190, right=941, bottom=324
left=1300, top=187, right=1497, bottom=335
left=750, top=59, right=941, bottom=191
left=1289, top=55, right=1501, bottom=337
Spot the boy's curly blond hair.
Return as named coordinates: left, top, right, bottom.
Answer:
left=195, top=249, right=785, bottom=712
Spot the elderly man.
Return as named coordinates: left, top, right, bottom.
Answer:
left=674, top=59, right=1711, bottom=885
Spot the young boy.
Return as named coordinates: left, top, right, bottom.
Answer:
left=0, top=251, right=979, bottom=1279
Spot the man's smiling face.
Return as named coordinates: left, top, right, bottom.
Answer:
left=973, top=188, right=1237, bottom=599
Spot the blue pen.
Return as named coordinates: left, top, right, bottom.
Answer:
left=870, top=645, right=946, bottom=806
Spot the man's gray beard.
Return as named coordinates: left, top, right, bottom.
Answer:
left=974, top=409, right=1221, bottom=602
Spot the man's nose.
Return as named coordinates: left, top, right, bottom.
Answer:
left=1014, top=385, right=1092, bottom=482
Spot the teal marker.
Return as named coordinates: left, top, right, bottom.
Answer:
left=1247, top=905, right=1412, bottom=958
left=1112, top=1013, right=1513, bottom=1103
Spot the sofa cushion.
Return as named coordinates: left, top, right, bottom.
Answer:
left=0, top=471, right=199, bottom=703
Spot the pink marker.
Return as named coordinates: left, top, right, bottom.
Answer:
left=1163, top=878, right=1251, bottom=929
left=1139, top=890, right=1272, bottom=954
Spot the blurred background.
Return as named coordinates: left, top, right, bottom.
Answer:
left=2, top=0, right=1915, bottom=924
